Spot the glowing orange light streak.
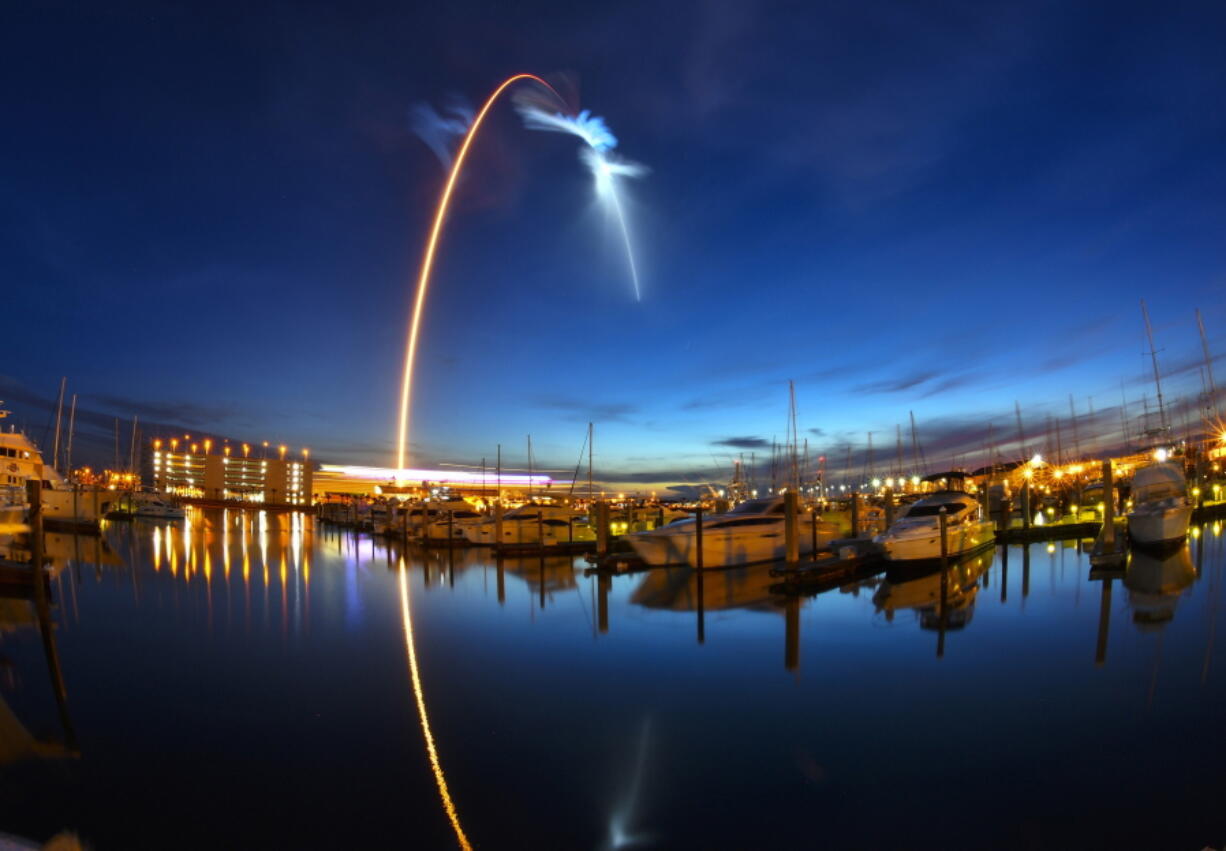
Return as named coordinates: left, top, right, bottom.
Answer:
left=396, top=73, right=561, bottom=472
left=398, top=560, right=472, bottom=850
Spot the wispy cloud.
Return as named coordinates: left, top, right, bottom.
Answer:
left=532, top=394, right=639, bottom=424
left=712, top=435, right=770, bottom=450
left=852, top=371, right=937, bottom=394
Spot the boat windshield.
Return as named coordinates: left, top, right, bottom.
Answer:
left=906, top=502, right=967, bottom=517
left=727, top=498, right=781, bottom=515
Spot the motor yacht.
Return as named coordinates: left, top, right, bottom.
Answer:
left=423, top=505, right=486, bottom=543
left=112, top=487, right=186, bottom=520
left=1126, top=462, right=1192, bottom=548
left=0, top=429, right=118, bottom=527
left=463, top=503, right=595, bottom=547
left=873, top=480, right=995, bottom=562
left=626, top=496, right=840, bottom=568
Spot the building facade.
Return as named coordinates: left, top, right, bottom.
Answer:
left=153, top=445, right=312, bottom=505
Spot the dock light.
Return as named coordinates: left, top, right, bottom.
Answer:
left=1155, top=448, right=1169, bottom=462
left=190, top=443, right=198, bottom=453
left=243, top=443, right=250, bottom=457
left=1030, top=453, right=1043, bottom=466
left=154, top=439, right=162, bottom=450
left=1046, top=543, right=1056, bottom=554
left=871, top=478, right=881, bottom=488
left=224, top=446, right=231, bottom=457
left=204, top=439, right=212, bottom=454
left=170, top=438, right=179, bottom=451
left=910, top=476, right=920, bottom=486
left=1054, top=470, right=1064, bottom=479
left=1192, top=526, right=1201, bottom=539
left=1193, top=487, right=1201, bottom=497
left=1023, top=469, right=1034, bottom=479
left=279, top=445, right=287, bottom=459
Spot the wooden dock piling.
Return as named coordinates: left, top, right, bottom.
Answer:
left=694, top=505, right=704, bottom=571
left=784, top=491, right=799, bottom=565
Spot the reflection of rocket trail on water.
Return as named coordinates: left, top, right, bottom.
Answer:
left=605, top=716, right=653, bottom=850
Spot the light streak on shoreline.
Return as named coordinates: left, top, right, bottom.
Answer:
left=398, top=561, right=472, bottom=850
left=396, top=73, right=562, bottom=473
left=320, top=463, right=553, bottom=488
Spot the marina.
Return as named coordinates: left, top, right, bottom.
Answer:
left=0, top=506, right=1223, bottom=847
left=10, top=2, right=1226, bottom=846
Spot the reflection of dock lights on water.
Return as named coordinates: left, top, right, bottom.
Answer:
left=398, top=561, right=472, bottom=850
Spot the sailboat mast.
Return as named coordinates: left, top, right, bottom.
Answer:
left=128, top=416, right=139, bottom=472
left=65, top=394, right=77, bottom=475
left=1140, top=299, right=1169, bottom=433
left=588, top=422, right=593, bottom=502
left=51, top=377, right=66, bottom=473
left=1197, top=308, right=1219, bottom=419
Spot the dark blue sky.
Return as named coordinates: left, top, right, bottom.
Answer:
left=4, top=1, right=1225, bottom=489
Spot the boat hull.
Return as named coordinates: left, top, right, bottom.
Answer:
left=879, top=519, right=996, bottom=562
left=1127, top=505, right=1192, bottom=548
left=628, top=521, right=840, bottom=569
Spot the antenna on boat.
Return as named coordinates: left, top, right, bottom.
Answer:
left=909, top=411, right=927, bottom=476
left=1013, top=402, right=1027, bottom=464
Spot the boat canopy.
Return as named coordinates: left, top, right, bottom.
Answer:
left=1131, top=463, right=1186, bottom=502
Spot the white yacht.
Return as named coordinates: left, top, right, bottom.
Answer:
left=462, top=503, right=595, bottom=547
left=422, top=505, right=486, bottom=543
left=626, top=496, right=840, bottom=568
left=1127, top=462, right=1192, bottom=548
left=873, top=483, right=996, bottom=562
left=122, top=488, right=186, bottom=520
left=0, top=428, right=118, bottom=527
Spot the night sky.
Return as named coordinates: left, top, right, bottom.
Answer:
left=5, top=1, right=1226, bottom=491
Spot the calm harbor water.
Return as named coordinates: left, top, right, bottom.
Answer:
left=1, top=509, right=1224, bottom=849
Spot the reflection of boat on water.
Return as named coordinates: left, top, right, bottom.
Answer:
left=873, top=552, right=989, bottom=631
left=1127, top=462, right=1192, bottom=549
left=1124, top=544, right=1195, bottom=630
left=627, top=496, right=839, bottom=569
left=0, top=530, right=123, bottom=571
left=498, top=554, right=579, bottom=594
left=630, top=562, right=788, bottom=613
left=874, top=478, right=995, bottom=563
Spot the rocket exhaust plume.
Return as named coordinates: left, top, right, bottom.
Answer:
left=409, top=99, right=474, bottom=168
left=514, top=97, right=648, bottom=302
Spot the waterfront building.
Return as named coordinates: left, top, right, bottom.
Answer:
left=152, top=440, right=312, bottom=505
